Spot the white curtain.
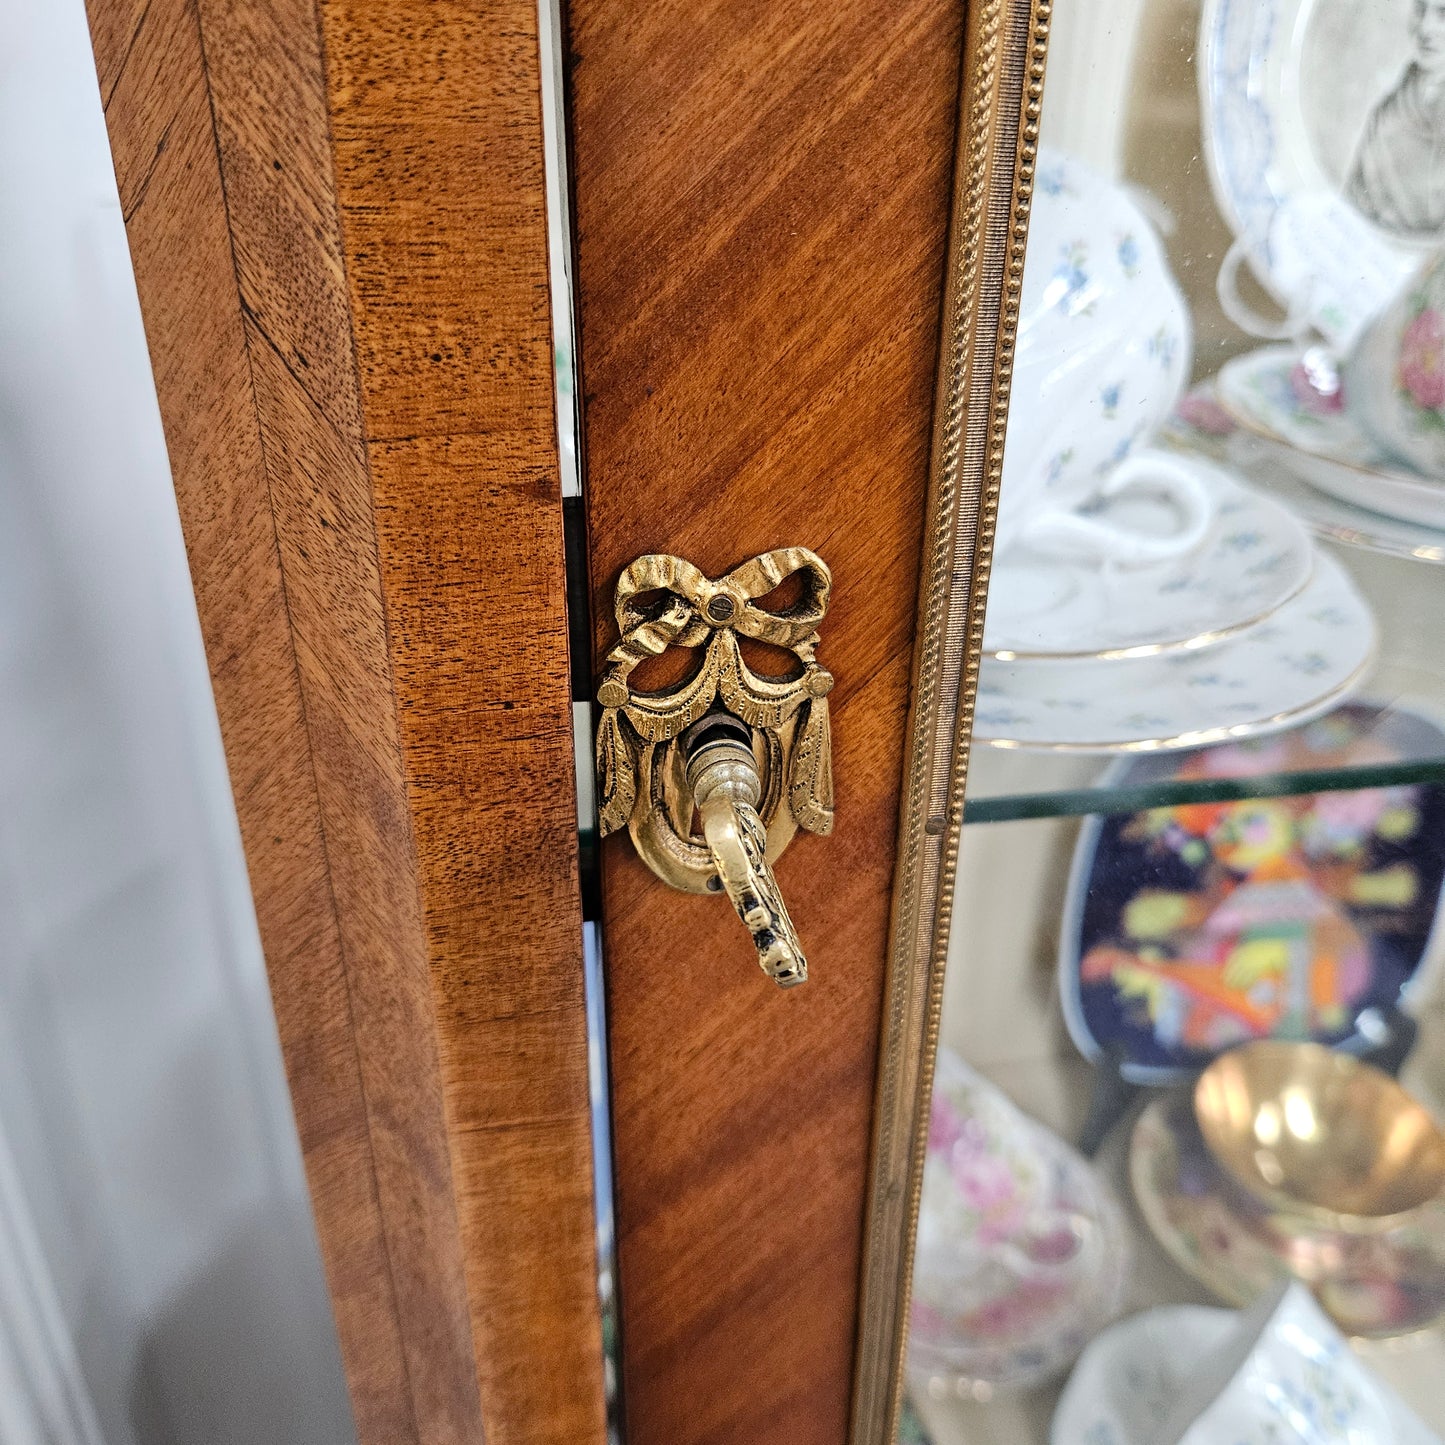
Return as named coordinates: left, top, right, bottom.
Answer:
left=0, top=2, right=357, bottom=1441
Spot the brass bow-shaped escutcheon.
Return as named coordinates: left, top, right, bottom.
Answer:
left=594, top=548, right=834, bottom=986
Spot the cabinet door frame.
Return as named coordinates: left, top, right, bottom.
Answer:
left=88, top=0, right=1048, bottom=1436
left=852, top=1, right=1051, bottom=1438
left=85, top=2, right=605, bottom=1441
left=566, top=0, right=1047, bottom=1442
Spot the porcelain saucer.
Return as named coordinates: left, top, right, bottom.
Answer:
left=974, top=551, right=1376, bottom=753
left=1221, top=430, right=1445, bottom=566
left=1129, top=1093, right=1445, bottom=1342
left=1051, top=1301, right=1441, bottom=1445
left=1216, top=347, right=1445, bottom=531
left=984, top=451, right=1313, bottom=660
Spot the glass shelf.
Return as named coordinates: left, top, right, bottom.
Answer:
left=963, top=755, right=1445, bottom=825
left=964, top=528, right=1445, bottom=825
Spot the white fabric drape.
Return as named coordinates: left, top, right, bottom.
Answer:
left=0, top=3, right=357, bottom=1441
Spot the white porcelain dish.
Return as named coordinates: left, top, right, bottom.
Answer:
left=1200, top=0, right=1430, bottom=349
left=1052, top=1294, right=1440, bottom=1445
left=984, top=449, right=1313, bottom=659
left=1220, top=429, right=1445, bottom=564
left=1217, top=347, right=1445, bottom=530
left=974, top=551, right=1376, bottom=752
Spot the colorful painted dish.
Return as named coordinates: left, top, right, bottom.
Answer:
left=1216, top=347, right=1445, bottom=531
left=1059, top=703, right=1445, bottom=1084
left=1130, top=1092, right=1445, bottom=1341
left=983, top=451, right=1313, bottom=660
left=974, top=551, right=1375, bottom=752
left=1200, top=0, right=1429, bottom=349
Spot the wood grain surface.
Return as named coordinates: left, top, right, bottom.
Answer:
left=88, top=2, right=605, bottom=1441
left=568, top=3, right=966, bottom=1441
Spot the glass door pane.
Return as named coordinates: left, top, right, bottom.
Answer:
left=905, top=1, right=1445, bottom=1438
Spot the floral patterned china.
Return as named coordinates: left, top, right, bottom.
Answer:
left=1059, top=703, right=1445, bottom=1084
left=974, top=551, right=1375, bottom=752
left=1218, top=346, right=1394, bottom=471
left=1130, top=1091, right=1445, bottom=1341
left=1051, top=1291, right=1442, bottom=1445
left=983, top=450, right=1313, bottom=659
left=997, top=149, right=1202, bottom=565
left=1200, top=0, right=1428, bottom=349
left=1349, top=249, right=1445, bottom=479
left=908, top=1048, right=1131, bottom=1393
left=1216, top=346, right=1445, bottom=530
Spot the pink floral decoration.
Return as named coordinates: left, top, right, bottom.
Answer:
left=928, top=1094, right=966, bottom=1155
left=1174, top=388, right=1237, bottom=436
left=1399, top=307, right=1445, bottom=412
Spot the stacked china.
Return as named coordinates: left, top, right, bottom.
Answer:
left=1195, top=0, right=1445, bottom=562
left=976, top=151, right=1376, bottom=754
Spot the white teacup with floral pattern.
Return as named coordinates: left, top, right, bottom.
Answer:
left=908, top=1048, right=1130, bottom=1392
left=1157, top=1282, right=1395, bottom=1445
left=1347, top=248, right=1445, bottom=481
left=1000, top=149, right=1207, bottom=566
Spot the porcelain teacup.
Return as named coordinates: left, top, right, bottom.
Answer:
left=1157, top=1281, right=1395, bottom=1445
left=908, top=1049, right=1129, bottom=1391
left=998, top=149, right=1206, bottom=566
left=1346, top=247, right=1445, bottom=481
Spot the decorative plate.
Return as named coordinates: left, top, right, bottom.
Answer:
left=974, top=551, right=1376, bottom=752
left=1059, top=702, right=1445, bottom=1084
left=1051, top=1298, right=1442, bottom=1445
left=1216, top=346, right=1445, bottom=530
left=1130, top=1092, right=1445, bottom=1341
left=1199, top=0, right=1431, bottom=349
left=983, top=450, right=1313, bottom=660
left=1166, top=382, right=1445, bottom=562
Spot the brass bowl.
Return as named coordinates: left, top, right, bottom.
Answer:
left=1194, top=1041, right=1445, bottom=1231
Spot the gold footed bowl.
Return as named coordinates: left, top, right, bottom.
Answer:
left=1131, top=1084, right=1445, bottom=1341
left=1194, top=1040, right=1445, bottom=1230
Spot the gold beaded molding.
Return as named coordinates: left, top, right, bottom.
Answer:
left=847, top=0, right=1053, bottom=1439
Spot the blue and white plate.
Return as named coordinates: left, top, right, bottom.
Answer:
left=1059, top=702, right=1445, bottom=1084
left=975, top=551, right=1375, bottom=752
left=1200, top=0, right=1432, bottom=348
left=1052, top=1300, right=1442, bottom=1445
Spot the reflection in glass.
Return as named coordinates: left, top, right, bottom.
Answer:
left=904, top=0, right=1445, bottom=1438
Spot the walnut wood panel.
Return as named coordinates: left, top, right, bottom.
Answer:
left=568, top=3, right=965, bottom=1441
left=88, top=2, right=605, bottom=1441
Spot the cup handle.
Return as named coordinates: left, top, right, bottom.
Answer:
left=1020, top=451, right=1212, bottom=565
left=1216, top=234, right=1312, bottom=343
left=992, top=1211, right=1098, bottom=1280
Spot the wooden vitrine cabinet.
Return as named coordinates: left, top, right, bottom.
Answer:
left=84, top=0, right=1042, bottom=1442
left=76, top=0, right=1445, bottom=1440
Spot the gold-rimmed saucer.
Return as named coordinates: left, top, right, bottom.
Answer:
left=983, top=450, right=1313, bottom=662
left=1215, top=347, right=1445, bottom=532
left=974, top=552, right=1377, bottom=753
left=1130, top=1091, right=1445, bottom=1342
